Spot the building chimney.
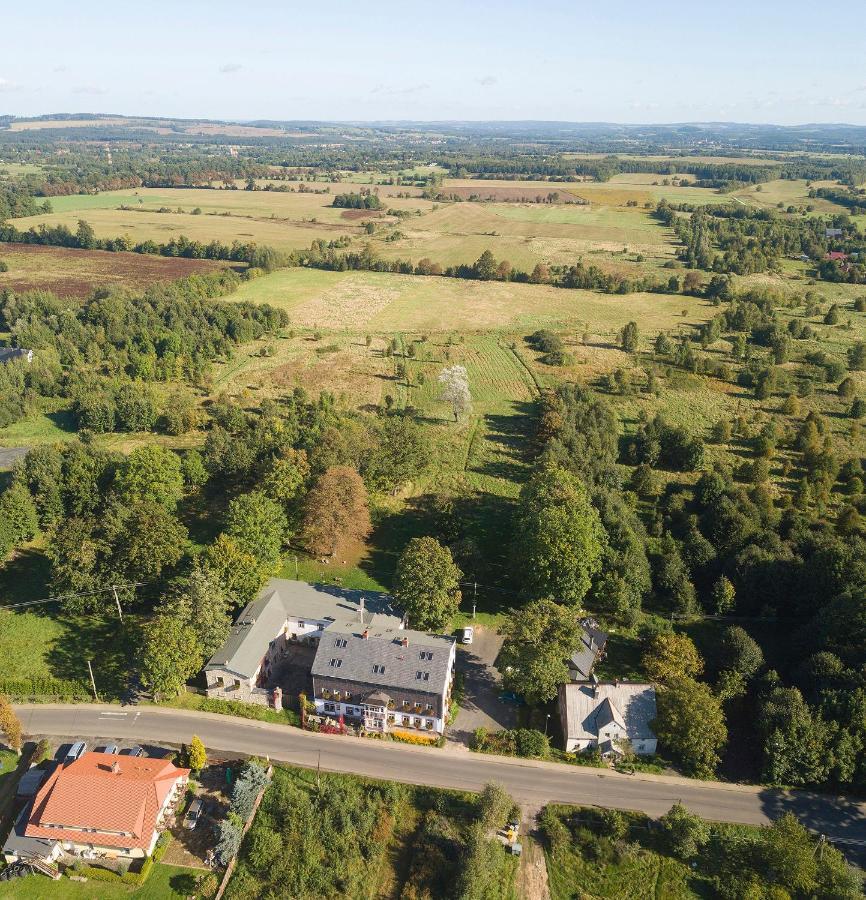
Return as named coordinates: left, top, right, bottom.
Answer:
left=362, top=629, right=369, bottom=640
left=358, top=596, right=365, bottom=622
left=112, top=761, right=121, bottom=774
left=401, top=637, right=409, bottom=648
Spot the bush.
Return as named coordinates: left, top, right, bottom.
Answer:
left=515, top=728, right=549, bottom=759
left=538, top=806, right=571, bottom=855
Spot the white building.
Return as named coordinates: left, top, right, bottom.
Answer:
left=559, top=681, right=657, bottom=757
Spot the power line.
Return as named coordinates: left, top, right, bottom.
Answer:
left=0, top=582, right=148, bottom=612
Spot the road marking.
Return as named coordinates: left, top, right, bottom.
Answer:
left=97, top=712, right=128, bottom=717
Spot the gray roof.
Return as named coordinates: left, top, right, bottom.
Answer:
left=205, top=579, right=400, bottom=679
left=0, top=347, right=32, bottom=364
left=560, top=682, right=656, bottom=742
left=2, top=804, right=58, bottom=860
left=311, top=618, right=455, bottom=696
left=568, top=624, right=608, bottom=680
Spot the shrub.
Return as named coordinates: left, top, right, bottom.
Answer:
left=515, top=728, right=549, bottom=759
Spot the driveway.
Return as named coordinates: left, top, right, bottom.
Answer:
left=449, top=626, right=516, bottom=746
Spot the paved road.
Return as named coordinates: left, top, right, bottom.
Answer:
left=15, top=704, right=866, bottom=843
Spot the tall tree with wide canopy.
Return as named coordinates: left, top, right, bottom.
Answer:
left=514, top=464, right=606, bottom=605
left=498, top=598, right=582, bottom=705
left=393, top=537, right=462, bottom=630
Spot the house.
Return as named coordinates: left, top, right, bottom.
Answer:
left=311, top=620, right=456, bottom=735
left=825, top=251, right=848, bottom=262
left=559, top=681, right=657, bottom=757
left=3, top=752, right=188, bottom=864
left=204, top=579, right=402, bottom=705
left=0, top=347, right=33, bottom=364
left=204, top=579, right=457, bottom=735
left=825, top=227, right=843, bottom=239
left=567, top=619, right=608, bottom=681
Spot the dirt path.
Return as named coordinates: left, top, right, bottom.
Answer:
left=517, top=831, right=550, bottom=900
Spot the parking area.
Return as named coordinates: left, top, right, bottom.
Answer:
left=163, top=763, right=232, bottom=869
left=449, top=626, right=517, bottom=746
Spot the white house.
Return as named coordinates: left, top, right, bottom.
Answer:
left=559, top=681, right=657, bottom=756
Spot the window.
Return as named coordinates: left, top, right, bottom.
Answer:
left=425, top=703, right=433, bottom=712
left=419, top=651, right=433, bottom=661
left=415, top=671, right=429, bottom=681
left=324, top=702, right=335, bottom=713
left=335, top=638, right=348, bottom=649
left=329, top=658, right=343, bottom=668
left=402, top=716, right=410, bottom=726
left=298, top=621, right=306, bottom=629
left=413, top=718, right=422, bottom=728
left=402, top=700, right=410, bottom=709
left=372, top=664, right=386, bottom=674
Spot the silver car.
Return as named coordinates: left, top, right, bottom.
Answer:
left=65, top=741, right=87, bottom=764
left=183, top=798, right=204, bottom=830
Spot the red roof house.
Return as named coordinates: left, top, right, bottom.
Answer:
left=825, top=251, right=848, bottom=262
left=22, top=753, right=189, bottom=859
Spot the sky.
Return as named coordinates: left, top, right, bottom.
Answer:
left=2, top=0, right=866, bottom=125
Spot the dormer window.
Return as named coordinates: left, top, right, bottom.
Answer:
left=329, top=658, right=343, bottom=668
left=419, top=651, right=433, bottom=661
left=372, top=664, right=386, bottom=674
left=335, top=638, right=348, bottom=649
left=415, top=671, right=430, bottom=682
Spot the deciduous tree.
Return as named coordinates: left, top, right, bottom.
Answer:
left=302, top=466, right=371, bottom=557
left=393, top=537, right=462, bottom=630
left=653, top=676, right=727, bottom=778
left=514, top=465, right=605, bottom=606
left=499, top=599, right=581, bottom=705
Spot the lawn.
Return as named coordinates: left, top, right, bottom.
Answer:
left=0, top=549, right=138, bottom=700
left=0, top=864, right=206, bottom=899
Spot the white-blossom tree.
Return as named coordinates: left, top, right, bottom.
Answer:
left=438, top=365, right=472, bottom=421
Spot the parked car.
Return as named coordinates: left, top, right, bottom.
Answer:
left=183, top=797, right=204, bottom=830
left=100, top=744, right=119, bottom=755
left=461, top=626, right=474, bottom=645
left=125, top=745, right=146, bottom=758
left=65, top=741, right=87, bottom=764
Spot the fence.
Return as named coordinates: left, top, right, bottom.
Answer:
left=214, top=765, right=273, bottom=900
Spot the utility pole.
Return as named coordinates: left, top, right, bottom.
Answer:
left=316, top=750, right=321, bottom=790
left=294, top=556, right=299, bottom=580
left=112, top=586, right=123, bottom=623
left=87, top=660, right=99, bottom=702
left=472, top=582, right=477, bottom=620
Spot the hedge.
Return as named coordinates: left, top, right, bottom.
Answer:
left=0, top=676, right=90, bottom=700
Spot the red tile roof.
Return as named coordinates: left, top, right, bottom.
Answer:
left=826, top=251, right=848, bottom=261
left=24, top=752, right=189, bottom=852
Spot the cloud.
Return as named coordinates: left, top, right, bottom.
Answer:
left=219, top=63, right=243, bottom=74
left=0, top=77, right=23, bottom=92
left=370, top=83, right=429, bottom=95
left=476, top=75, right=497, bottom=87
left=72, top=84, right=108, bottom=95
left=53, top=65, right=67, bottom=73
